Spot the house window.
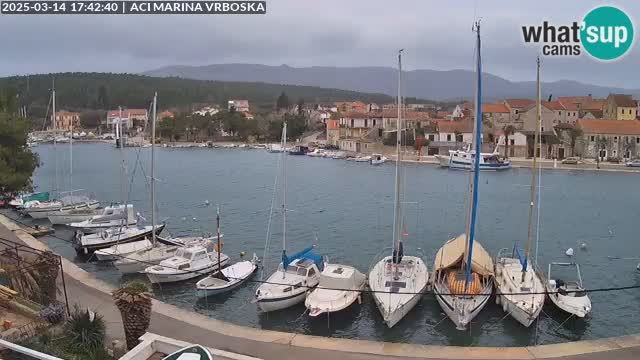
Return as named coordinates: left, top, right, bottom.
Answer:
left=541, top=127, right=544, bottom=132
left=373, top=119, right=376, bottom=127
left=510, top=139, right=515, bottom=146
left=614, top=136, right=618, bottom=142
left=364, top=119, right=368, bottom=127
left=558, top=111, right=562, bottom=115
left=637, top=137, right=640, bottom=144
left=428, top=134, right=435, bottom=141
left=591, top=136, right=595, bottom=142
left=447, top=134, right=452, bottom=141
left=350, top=119, right=354, bottom=127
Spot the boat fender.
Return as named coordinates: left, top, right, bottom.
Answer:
left=101, top=231, right=108, bottom=240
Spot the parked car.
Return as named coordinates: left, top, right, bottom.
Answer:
left=561, top=157, right=581, bottom=165
left=625, top=159, right=640, bottom=167
left=607, top=157, right=622, bottom=164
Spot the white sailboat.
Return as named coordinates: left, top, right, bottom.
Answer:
left=368, top=50, right=428, bottom=328
left=254, top=121, right=325, bottom=312
left=37, top=86, right=100, bottom=221
left=432, top=23, right=495, bottom=331
left=73, top=224, right=166, bottom=255
left=113, top=93, right=182, bottom=273
left=196, top=207, right=259, bottom=297
left=494, top=57, right=545, bottom=327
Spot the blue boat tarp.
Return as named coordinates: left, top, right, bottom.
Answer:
left=282, top=246, right=324, bottom=271
left=515, top=246, right=528, bottom=270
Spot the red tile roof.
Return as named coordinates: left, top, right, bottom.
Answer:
left=482, top=103, right=510, bottom=113
left=340, top=112, right=384, bottom=119
left=578, top=119, right=640, bottom=135
left=558, top=96, right=592, bottom=107
left=504, top=99, right=535, bottom=108
left=610, top=94, right=636, bottom=108
left=436, top=120, right=473, bottom=133
left=543, top=101, right=565, bottom=111
left=583, top=99, right=606, bottom=111
left=107, top=109, right=148, bottom=117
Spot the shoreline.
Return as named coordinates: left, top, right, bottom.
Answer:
left=1, top=214, right=640, bottom=359
left=32, top=141, right=640, bottom=173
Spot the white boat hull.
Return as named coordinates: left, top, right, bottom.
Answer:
left=114, top=246, right=180, bottom=274
left=196, top=259, right=258, bottom=298
left=495, top=256, right=545, bottom=327
left=434, top=283, right=492, bottom=330
left=146, top=258, right=229, bottom=284
left=47, top=211, right=100, bottom=225
left=94, top=239, right=153, bottom=262
left=369, top=255, right=428, bottom=328
left=546, top=285, right=591, bottom=318
left=27, top=201, right=100, bottom=219
left=256, top=289, right=309, bottom=312
left=306, top=289, right=362, bottom=317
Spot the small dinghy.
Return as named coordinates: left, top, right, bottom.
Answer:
left=546, top=262, right=591, bottom=318
left=305, top=263, right=366, bottom=317
left=370, top=153, right=387, bottom=165
left=162, top=345, right=213, bottom=360
left=196, top=253, right=259, bottom=298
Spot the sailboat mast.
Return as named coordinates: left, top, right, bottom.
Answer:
left=52, top=80, right=58, bottom=197
left=151, top=93, right=157, bottom=245
left=216, top=206, right=221, bottom=268
left=282, top=121, right=287, bottom=257
left=524, top=57, right=541, bottom=274
left=69, top=96, right=73, bottom=194
left=464, top=22, right=483, bottom=289
left=391, top=49, right=403, bottom=260
left=119, top=107, right=125, bottom=206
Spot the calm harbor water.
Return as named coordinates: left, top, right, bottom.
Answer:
left=19, top=143, right=640, bottom=346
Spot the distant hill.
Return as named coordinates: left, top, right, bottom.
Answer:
left=143, top=64, right=640, bottom=101
left=0, top=72, right=401, bottom=118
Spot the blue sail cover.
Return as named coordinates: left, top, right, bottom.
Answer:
left=281, top=246, right=324, bottom=271
left=515, top=246, right=528, bottom=270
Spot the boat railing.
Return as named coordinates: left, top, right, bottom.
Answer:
left=496, top=247, right=512, bottom=262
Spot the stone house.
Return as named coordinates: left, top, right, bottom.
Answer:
left=577, top=118, right=640, bottom=160
left=504, top=98, right=535, bottom=127
left=339, top=112, right=383, bottom=139
left=52, top=111, right=80, bottom=131
left=482, top=103, right=511, bottom=127
left=603, top=94, right=638, bottom=120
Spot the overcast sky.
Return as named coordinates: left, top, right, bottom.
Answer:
left=1, top=0, right=638, bottom=88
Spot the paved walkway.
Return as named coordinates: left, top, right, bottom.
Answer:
left=1, top=217, right=639, bottom=360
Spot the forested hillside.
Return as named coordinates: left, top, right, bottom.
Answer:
left=0, top=73, right=396, bottom=118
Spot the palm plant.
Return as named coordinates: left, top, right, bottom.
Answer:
left=63, top=305, right=106, bottom=353
left=112, top=281, right=152, bottom=350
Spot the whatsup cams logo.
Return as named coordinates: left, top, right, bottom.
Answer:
left=522, top=6, right=634, bottom=61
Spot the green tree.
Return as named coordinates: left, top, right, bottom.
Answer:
left=97, top=85, right=109, bottom=109
left=296, top=98, right=305, bottom=115
left=502, top=124, right=515, bottom=158
left=276, top=91, right=290, bottom=110
left=568, top=127, right=583, bottom=157
left=283, top=113, right=307, bottom=141
left=0, top=93, right=39, bottom=201
left=80, top=110, right=104, bottom=129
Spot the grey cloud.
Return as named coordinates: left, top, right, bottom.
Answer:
left=0, top=0, right=638, bottom=88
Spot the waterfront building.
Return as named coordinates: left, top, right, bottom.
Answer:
left=482, top=103, right=511, bottom=126
left=577, top=118, right=640, bottom=160
left=106, top=109, right=148, bottom=129
left=228, top=99, right=250, bottom=112
left=51, top=110, right=80, bottom=131
left=335, top=101, right=366, bottom=113
left=504, top=98, right=535, bottom=127
left=603, top=94, right=637, bottom=121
